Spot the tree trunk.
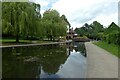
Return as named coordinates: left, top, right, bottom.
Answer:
left=16, top=19, right=19, bottom=43
left=16, top=26, right=19, bottom=43
left=53, top=37, right=55, bottom=41
left=16, top=35, right=19, bottom=43
left=15, top=10, right=19, bottom=43
left=50, top=35, right=52, bottom=41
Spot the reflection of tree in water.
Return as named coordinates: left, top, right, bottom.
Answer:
left=40, top=46, right=68, bottom=74
left=2, top=47, right=40, bottom=78
left=2, top=45, right=68, bottom=78
left=66, top=42, right=87, bottom=57
left=74, top=43, right=85, bottom=52
left=74, top=42, right=87, bottom=57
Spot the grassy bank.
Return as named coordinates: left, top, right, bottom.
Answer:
left=93, top=41, right=119, bottom=58
left=0, top=39, right=30, bottom=43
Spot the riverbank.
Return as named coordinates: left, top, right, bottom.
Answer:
left=85, top=42, right=118, bottom=78
left=0, top=40, right=72, bottom=48
left=93, top=41, right=119, bottom=58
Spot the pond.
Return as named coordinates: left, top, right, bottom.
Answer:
left=2, top=42, right=87, bottom=79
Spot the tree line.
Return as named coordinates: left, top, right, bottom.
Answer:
left=75, top=21, right=120, bottom=46
left=2, top=2, right=69, bottom=42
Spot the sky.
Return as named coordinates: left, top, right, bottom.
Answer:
left=30, top=0, right=119, bottom=29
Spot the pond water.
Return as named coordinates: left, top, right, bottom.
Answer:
left=2, top=42, right=87, bottom=79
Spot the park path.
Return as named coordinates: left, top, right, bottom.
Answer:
left=85, top=42, right=118, bottom=78
left=0, top=40, right=72, bottom=48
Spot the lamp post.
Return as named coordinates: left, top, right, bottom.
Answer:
left=118, top=1, right=120, bottom=27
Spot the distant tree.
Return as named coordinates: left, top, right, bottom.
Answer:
left=103, top=22, right=120, bottom=45
left=105, top=22, right=119, bottom=34
left=90, top=21, right=104, bottom=33
left=61, top=15, right=71, bottom=28
left=42, top=9, right=67, bottom=41
left=75, top=21, right=120, bottom=45
left=75, top=21, right=104, bottom=40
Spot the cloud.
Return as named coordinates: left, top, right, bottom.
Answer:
left=29, top=0, right=58, bottom=16
left=52, top=0, right=119, bottom=29
left=88, top=13, right=118, bottom=27
left=30, top=0, right=119, bottom=29
left=30, top=0, right=48, bottom=6
left=29, top=0, right=58, bottom=9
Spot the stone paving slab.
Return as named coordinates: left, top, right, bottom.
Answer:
left=85, top=42, right=118, bottom=78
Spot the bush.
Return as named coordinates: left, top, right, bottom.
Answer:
left=116, top=32, right=120, bottom=46
left=104, top=32, right=120, bottom=45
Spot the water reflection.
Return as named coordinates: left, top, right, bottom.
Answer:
left=66, top=42, right=87, bottom=57
left=2, top=42, right=86, bottom=79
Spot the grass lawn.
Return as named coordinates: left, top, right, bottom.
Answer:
left=0, top=39, right=31, bottom=43
left=93, top=41, right=120, bottom=58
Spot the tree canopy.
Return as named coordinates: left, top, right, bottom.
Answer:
left=41, top=9, right=68, bottom=41
left=2, top=2, right=69, bottom=42
left=75, top=21, right=104, bottom=40
left=75, top=21, right=120, bottom=45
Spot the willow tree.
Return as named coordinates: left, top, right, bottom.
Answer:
left=2, top=2, right=41, bottom=42
left=20, top=3, right=41, bottom=40
left=42, top=9, right=68, bottom=41
left=2, top=2, right=14, bottom=37
left=61, top=14, right=71, bottom=28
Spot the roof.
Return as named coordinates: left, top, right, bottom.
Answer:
left=69, top=29, right=76, bottom=34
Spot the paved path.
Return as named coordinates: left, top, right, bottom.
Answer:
left=85, top=42, right=118, bottom=78
left=0, top=40, right=72, bottom=48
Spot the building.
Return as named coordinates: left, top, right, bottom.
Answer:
left=66, top=28, right=78, bottom=40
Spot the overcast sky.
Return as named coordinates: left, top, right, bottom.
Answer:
left=30, top=0, right=119, bottom=29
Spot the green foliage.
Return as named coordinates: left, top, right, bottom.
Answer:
left=105, top=22, right=119, bottom=34
left=42, top=9, right=68, bottom=41
left=2, top=2, right=68, bottom=42
left=75, top=21, right=104, bottom=40
left=61, top=14, right=71, bottom=27
left=75, top=21, right=120, bottom=46
left=103, top=22, right=120, bottom=45
left=105, top=32, right=120, bottom=45
left=2, top=2, right=41, bottom=42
